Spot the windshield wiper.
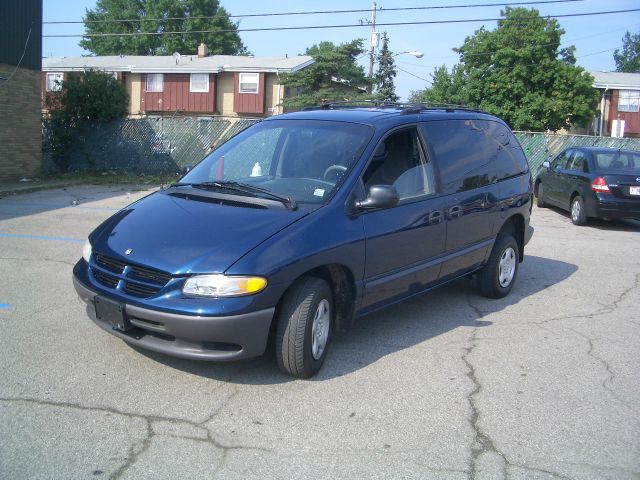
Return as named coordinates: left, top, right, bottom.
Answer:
left=170, top=181, right=297, bottom=210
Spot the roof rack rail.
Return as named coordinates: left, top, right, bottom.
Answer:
left=302, top=99, right=403, bottom=111
left=300, top=100, right=487, bottom=114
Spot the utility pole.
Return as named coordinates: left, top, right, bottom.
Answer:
left=367, top=1, right=378, bottom=93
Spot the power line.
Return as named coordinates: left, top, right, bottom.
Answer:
left=43, top=9, right=640, bottom=38
left=43, top=0, right=585, bottom=25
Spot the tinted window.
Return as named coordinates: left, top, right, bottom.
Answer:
left=552, top=151, right=571, bottom=170
left=568, top=151, right=588, bottom=172
left=420, top=119, right=527, bottom=195
left=363, top=128, right=436, bottom=201
left=593, top=151, right=640, bottom=173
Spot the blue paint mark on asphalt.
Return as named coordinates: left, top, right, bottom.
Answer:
left=0, top=201, right=118, bottom=212
left=0, top=303, right=9, bottom=309
left=0, top=233, right=84, bottom=243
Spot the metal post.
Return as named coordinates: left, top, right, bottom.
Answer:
left=367, top=1, right=377, bottom=93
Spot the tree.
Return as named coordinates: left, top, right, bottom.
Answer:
left=280, top=40, right=371, bottom=109
left=411, top=7, right=599, bottom=131
left=409, top=64, right=466, bottom=105
left=374, top=32, right=398, bottom=102
left=44, top=70, right=129, bottom=170
left=80, top=0, right=247, bottom=56
left=614, top=30, right=640, bottom=73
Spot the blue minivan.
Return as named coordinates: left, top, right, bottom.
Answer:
left=73, top=104, right=534, bottom=378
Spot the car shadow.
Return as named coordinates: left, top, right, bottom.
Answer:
left=132, top=254, right=577, bottom=385
left=543, top=205, right=640, bottom=232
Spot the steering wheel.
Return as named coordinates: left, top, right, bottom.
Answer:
left=323, top=165, right=348, bottom=181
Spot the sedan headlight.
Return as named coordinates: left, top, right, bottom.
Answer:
left=82, top=240, right=92, bottom=262
left=182, top=275, right=267, bottom=297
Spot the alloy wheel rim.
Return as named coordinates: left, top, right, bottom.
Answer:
left=498, top=247, right=516, bottom=287
left=311, top=299, right=330, bottom=360
left=572, top=200, right=580, bottom=222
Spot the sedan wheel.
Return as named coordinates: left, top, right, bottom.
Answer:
left=570, top=196, right=587, bottom=226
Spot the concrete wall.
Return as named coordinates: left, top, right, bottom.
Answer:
left=0, top=64, right=42, bottom=181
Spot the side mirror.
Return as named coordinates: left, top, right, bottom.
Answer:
left=355, top=185, right=400, bottom=210
left=542, top=161, right=550, bottom=169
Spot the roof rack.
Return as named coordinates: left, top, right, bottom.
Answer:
left=301, top=100, right=487, bottom=115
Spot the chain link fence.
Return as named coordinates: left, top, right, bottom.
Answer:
left=515, top=132, right=640, bottom=174
left=43, top=116, right=260, bottom=174
left=43, top=117, right=640, bottom=176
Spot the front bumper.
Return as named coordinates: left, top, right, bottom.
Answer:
left=73, top=276, right=275, bottom=361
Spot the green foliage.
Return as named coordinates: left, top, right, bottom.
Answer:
left=80, top=0, right=246, bottom=56
left=44, top=70, right=129, bottom=171
left=374, top=32, right=398, bottom=102
left=411, top=7, right=599, bottom=131
left=614, top=30, right=640, bottom=73
left=280, top=40, right=372, bottom=109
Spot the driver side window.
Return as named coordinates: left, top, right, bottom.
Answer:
left=552, top=151, right=571, bottom=170
left=363, top=128, right=436, bottom=201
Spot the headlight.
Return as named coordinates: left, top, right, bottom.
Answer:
left=82, top=240, right=92, bottom=262
left=182, top=275, right=267, bottom=297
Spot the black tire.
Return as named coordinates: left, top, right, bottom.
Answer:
left=275, top=277, right=333, bottom=378
left=536, top=184, right=546, bottom=208
left=570, top=195, right=587, bottom=226
left=477, top=234, right=519, bottom=299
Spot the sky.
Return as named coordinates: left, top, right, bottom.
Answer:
left=43, top=0, right=640, bottom=101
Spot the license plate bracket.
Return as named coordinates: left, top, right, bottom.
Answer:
left=629, top=186, right=640, bottom=196
left=95, top=296, right=131, bottom=331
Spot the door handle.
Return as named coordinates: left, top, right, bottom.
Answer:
left=447, top=205, right=463, bottom=218
left=428, top=210, right=444, bottom=224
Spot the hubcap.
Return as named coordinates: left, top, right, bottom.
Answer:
left=571, top=199, right=581, bottom=222
left=311, top=299, right=330, bottom=360
left=498, top=247, right=516, bottom=288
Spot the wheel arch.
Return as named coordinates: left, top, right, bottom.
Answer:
left=497, top=214, right=525, bottom=263
left=273, top=263, right=356, bottom=335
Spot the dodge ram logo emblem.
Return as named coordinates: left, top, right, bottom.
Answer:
left=125, top=249, right=133, bottom=255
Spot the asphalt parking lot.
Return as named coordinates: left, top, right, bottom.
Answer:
left=0, top=185, right=638, bottom=480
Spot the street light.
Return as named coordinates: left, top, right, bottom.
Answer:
left=393, top=51, right=424, bottom=59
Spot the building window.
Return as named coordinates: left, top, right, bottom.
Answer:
left=46, top=72, right=63, bottom=92
left=190, top=73, right=209, bottom=92
left=618, top=90, right=640, bottom=112
left=146, top=73, right=164, bottom=92
left=239, top=73, right=259, bottom=94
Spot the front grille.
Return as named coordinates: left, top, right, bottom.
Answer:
left=96, top=254, right=126, bottom=273
left=94, top=270, right=119, bottom=288
left=123, top=281, right=161, bottom=297
left=92, top=253, right=171, bottom=298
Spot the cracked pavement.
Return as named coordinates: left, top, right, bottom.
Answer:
left=1, top=187, right=639, bottom=479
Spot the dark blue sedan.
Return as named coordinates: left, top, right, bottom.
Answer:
left=535, top=147, right=640, bottom=225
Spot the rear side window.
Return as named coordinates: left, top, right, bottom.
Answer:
left=420, top=119, right=528, bottom=195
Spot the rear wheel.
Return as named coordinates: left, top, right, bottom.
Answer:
left=536, top=184, right=546, bottom=208
left=275, top=277, right=333, bottom=378
left=477, top=234, right=519, bottom=299
left=570, top=196, right=587, bottom=226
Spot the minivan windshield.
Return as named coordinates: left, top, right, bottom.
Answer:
left=593, top=151, right=640, bottom=174
left=179, top=119, right=373, bottom=205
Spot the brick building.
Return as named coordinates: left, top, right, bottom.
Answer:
left=43, top=45, right=314, bottom=118
left=0, top=0, right=43, bottom=181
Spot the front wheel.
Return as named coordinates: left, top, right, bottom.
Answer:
left=571, top=196, right=587, bottom=226
left=477, top=234, right=519, bottom=299
left=275, top=277, right=333, bottom=378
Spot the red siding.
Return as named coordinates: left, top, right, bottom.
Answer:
left=140, top=73, right=216, bottom=114
left=233, top=72, right=265, bottom=114
left=607, top=89, right=640, bottom=135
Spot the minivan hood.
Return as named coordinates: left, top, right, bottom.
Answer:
left=90, top=190, right=308, bottom=274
